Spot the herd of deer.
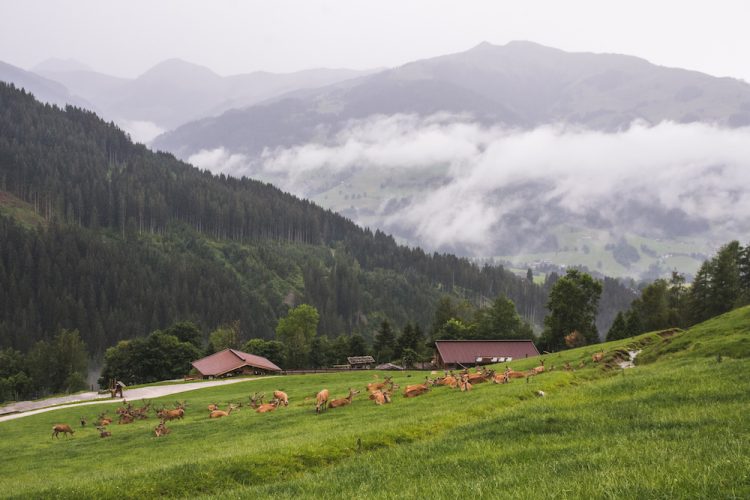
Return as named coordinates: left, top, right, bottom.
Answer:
left=51, top=352, right=608, bottom=440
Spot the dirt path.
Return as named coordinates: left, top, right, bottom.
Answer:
left=0, top=376, right=276, bottom=423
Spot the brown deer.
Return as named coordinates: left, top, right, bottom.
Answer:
left=532, top=359, right=545, bottom=374
left=437, top=371, right=459, bottom=388
left=156, top=406, right=185, bottom=421
left=256, top=400, right=280, bottom=413
left=210, top=403, right=238, bottom=419
left=315, top=389, right=329, bottom=414
left=154, top=420, right=171, bottom=437
left=466, top=369, right=494, bottom=384
left=592, top=352, right=604, bottom=363
left=96, top=412, right=112, bottom=426
left=366, top=376, right=393, bottom=393
left=207, top=403, right=220, bottom=412
left=51, top=424, right=74, bottom=438
left=273, top=391, right=289, bottom=407
left=458, top=374, right=473, bottom=392
left=329, top=388, right=360, bottom=408
left=97, top=426, right=112, bottom=438
left=118, top=413, right=135, bottom=424
left=368, top=389, right=393, bottom=405
left=404, top=377, right=432, bottom=397
left=249, top=392, right=265, bottom=409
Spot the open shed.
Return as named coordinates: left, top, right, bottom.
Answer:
left=347, top=355, right=375, bottom=369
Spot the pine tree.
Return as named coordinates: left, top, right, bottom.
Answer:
left=606, top=311, right=628, bottom=341
left=373, top=320, right=396, bottom=362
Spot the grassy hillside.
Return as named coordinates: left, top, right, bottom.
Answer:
left=0, top=307, right=748, bottom=499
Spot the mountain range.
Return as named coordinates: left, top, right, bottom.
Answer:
left=3, top=41, right=749, bottom=280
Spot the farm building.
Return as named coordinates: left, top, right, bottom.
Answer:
left=347, top=355, right=376, bottom=369
left=433, top=340, right=540, bottom=369
left=191, top=348, right=282, bottom=379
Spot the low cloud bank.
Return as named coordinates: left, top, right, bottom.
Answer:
left=189, top=115, right=750, bottom=255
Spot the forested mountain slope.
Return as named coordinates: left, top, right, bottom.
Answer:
left=0, top=83, right=564, bottom=354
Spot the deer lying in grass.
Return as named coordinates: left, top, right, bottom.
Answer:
left=592, top=352, right=604, bottom=363
left=366, top=376, right=393, bottom=394
left=505, top=368, right=530, bottom=379
left=532, top=359, right=545, bottom=374
left=154, top=420, right=171, bottom=437
left=404, top=377, right=432, bottom=397
left=466, top=369, right=494, bottom=384
left=96, top=412, right=112, bottom=426
left=97, top=426, right=112, bottom=438
left=207, top=403, right=220, bottom=412
left=368, top=389, right=393, bottom=405
left=249, top=392, right=265, bottom=409
left=118, top=411, right=135, bottom=425
left=458, top=374, right=472, bottom=392
left=210, top=404, right=237, bottom=419
left=156, top=406, right=185, bottom=422
left=329, top=388, right=360, bottom=408
left=256, top=400, right=280, bottom=413
left=435, top=371, right=459, bottom=388
left=315, top=389, right=329, bottom=414
left=52, top=424, right=74, bottom=438
left=273, top=391, right=289, bottom=407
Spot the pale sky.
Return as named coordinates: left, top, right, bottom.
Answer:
left=1, top=0, right=749, bottom=81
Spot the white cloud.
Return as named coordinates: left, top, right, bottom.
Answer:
left=187, top=115, right=750, bottom=255
left=118, top=120, right=165, bottom=144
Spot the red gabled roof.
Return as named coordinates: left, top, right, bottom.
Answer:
left=191, top=348, right=281, bottom=376
left=435, top=340, right=539, bottom=364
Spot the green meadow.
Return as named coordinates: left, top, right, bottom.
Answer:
left=1, top=308, right=749, bottom=499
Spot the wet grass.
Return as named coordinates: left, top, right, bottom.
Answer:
left=1, top=307, right=749, bottom=499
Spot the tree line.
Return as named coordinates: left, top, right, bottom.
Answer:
left=606, top=241, right=750, bottom=341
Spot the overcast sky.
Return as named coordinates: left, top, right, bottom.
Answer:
left=1, top=0, right=749, bottom=80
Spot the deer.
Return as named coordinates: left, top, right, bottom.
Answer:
left=273, top=391, right=289, bottom=407
left=96, top=412, right=112, bottom=426
left=156, top=406, right=185, bottom=422
left=404, top=377, right=431, bottom=397
left=532, top=359, right=545, bottom=374
left=210, top=404, right=238, bottom=419
left=466, top=369, right=494, bottom=384
left=437, top=371, right=459, bottom=388
left=329, top=388, right=360, bottom=408
left=97, top=426, right=112, bottom=438
left=154, top=420, right=171, bottom=437
left=256, top=400, right=280, bottom=413
left=207, top=403, right=220, bottom=412
left=249, top=392, right=265, bottom=409
left=52, top=424, right=74, bottom=438
left=315, top=389, right=329, bottom=414
left=118, top=413, right=135, bottom=424
left=458, top=374, right=472, bottom=392
left=366, top=376, right=393, bottom=394
left=368, top=389, right=393, bottom=405
left=592, top=352, right=604, bottom=363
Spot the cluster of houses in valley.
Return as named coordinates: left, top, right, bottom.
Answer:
left=190, top=340, right=539, bottom=379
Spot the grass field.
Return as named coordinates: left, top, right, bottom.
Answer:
left=1, top=308, right=749, bottom=499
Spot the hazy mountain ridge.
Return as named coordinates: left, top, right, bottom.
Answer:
left=32, top=58, right=377, bottom=135
left=154, top=40, right=750, bottom=156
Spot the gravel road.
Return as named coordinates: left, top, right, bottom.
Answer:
left=0, top=376, right=276, bottom=423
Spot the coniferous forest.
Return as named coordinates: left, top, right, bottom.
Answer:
left=0, top=83, right=555, bottom=355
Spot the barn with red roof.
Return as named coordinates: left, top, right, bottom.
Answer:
left=434, top=340, right=539, bottom=369
left=191, top=348, right=282, bottom=378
